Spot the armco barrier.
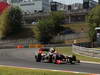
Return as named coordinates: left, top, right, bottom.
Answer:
left=72, top=45, right=100, bottom=58
left=0, top=45, right=16, bottom=49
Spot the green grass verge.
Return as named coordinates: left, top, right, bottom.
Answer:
left=0, top=66, right=87, bottom=75
left=55, top=47, right=100, bottom=63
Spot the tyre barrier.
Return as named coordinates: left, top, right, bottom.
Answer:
left=16, top=44, right=45, bottom=48
left=29, top=44, right=44, bottom=48
left=16, top=45, right=24, bottom=48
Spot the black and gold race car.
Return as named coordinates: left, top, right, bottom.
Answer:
left=35, top=48, right=80, bottom=64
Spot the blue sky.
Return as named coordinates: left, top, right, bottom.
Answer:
left=53, top=0, right=98, bottom=4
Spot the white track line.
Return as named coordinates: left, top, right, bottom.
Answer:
left=0, top=65, right=100, bottom=75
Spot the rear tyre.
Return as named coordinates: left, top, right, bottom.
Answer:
left=35, top=54, right=42, bottom=62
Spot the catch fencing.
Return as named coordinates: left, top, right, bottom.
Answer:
left=72, top=45, right=100, bottom=58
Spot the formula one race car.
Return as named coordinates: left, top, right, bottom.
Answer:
left=35, top=48, right=80, bottom=64
left=35, top=48, right=50, bottom=62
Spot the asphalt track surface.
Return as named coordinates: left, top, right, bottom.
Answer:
left=0, top=48, right=100, bottom=74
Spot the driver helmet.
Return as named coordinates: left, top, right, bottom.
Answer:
left=50, top=48, right=55, bottom=52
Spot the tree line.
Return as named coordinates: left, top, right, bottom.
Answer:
left=0, top=5, right=100, bottom=45
left=0, top=6, right=23, bottom=39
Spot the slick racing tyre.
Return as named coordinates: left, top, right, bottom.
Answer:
left=35, top=53, right=42, bottom=62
